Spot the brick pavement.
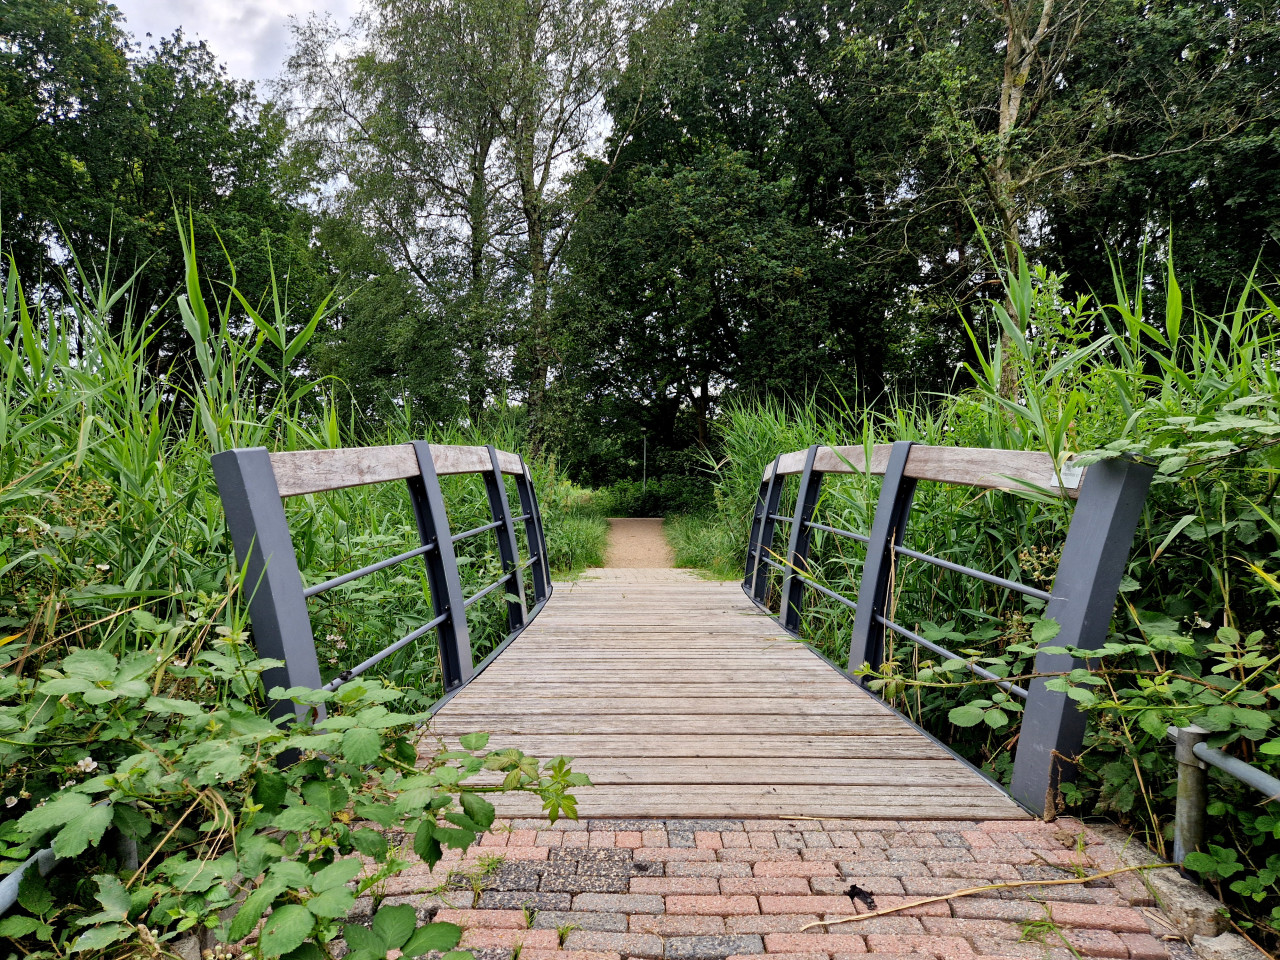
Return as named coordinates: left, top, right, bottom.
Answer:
left=354, top=817, right=1183, bottom=960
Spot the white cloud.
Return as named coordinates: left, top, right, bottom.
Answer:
left=113, top=0, right=356, bottom=85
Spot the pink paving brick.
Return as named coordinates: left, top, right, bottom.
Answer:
left=589, top=831, right=616, bottom=848
left=864, top=934, right=976, bottom=957
left=722, top=831, right=751, bottom=848
left=519, top=952, right=624, bottom=960
left=435, top=908, right=527, bottom=929
left=1061, top=928, right=1129, bottom=958
left=630, top=914, right=727, bottom=936
left=816, top=916, right=926, bottom=935
left=719, top=877, right=812, bottom=896
left=760, top=895, right=852, bottom=914
left=479, top=831, right=508, bottom=847
left=1041, top=902, right=1152, bottom=933
left=459, top=928, right=560, bottom=949
left=537, top=830, right=565, bottom=847
left=722, top=847, right=804, bottom=862
left=919, top=917, right=1025, bottom=940
left=641, top=829, right=667, bottom=846
left=729, top=954, right=827, bottom=960
left=694, top=831, right=722, bottom=849
left=615, top=831, right=643, bottom=848
left=1120, top=933, right=1170, bottom=960
left=633, top=846, right=716, bottom=862
left=828, top=831, right=861, bottom=847
left=753, top=860, right=840, bottom=877
left=563, top=832, right=590, bottom=848
left=508, top=829, right=537, bottom=847
left=630, top=877, right=719, bottom=895
left=504, top=845, right=551, bottom=861
left=666, top=894, right=760, bottom=915
left=726, top=913, right=821, bottom=934
left=764, top=933, right=870, bottom=953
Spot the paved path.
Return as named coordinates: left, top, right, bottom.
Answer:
left=429, top=569, right=1024, bottom=820
left=604, top=518, right=676, bottom=568
left=365, top=816, right=1178, bottom=960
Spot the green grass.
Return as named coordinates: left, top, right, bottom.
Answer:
left=0, top=223, right=607, bottom=705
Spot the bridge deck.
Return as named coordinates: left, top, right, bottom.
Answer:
left=429, top=569, right=1026, bottom=820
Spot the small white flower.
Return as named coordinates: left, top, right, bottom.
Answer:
left=62, top=779, right=77, bottom=788
left=335, top=640, right=347, bottom=650
left=16, top=527, right=27, bottom=534
left=173, top=659, right=188, bottom=668
left=95, top=563, right=111, bottom=572
left=3, top=796, right=16, bottom=808
left=75, top=757, right=98, bottom=774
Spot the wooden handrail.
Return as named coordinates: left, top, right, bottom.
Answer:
left=271, top=443, right=525, bottom=498
left=762, top=443, right=1084, bottom=498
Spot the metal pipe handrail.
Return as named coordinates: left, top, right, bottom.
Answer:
left=464, top=570, right=516, bottom=609
left=452, top=519, right=504, bottom=543
left=767, top=513, right=794, bottom=523
left=804, top=520, right=871, bottom=544
left=303, top=542, right=437, bottom=598
left=321, top=611, right=451, bottom=690
left=892, top=544, right=1053, bottom=603
left=790, top=573, right=859, bottom=612
left=1166, top=724, right=1280, bottom=863
left=876, top=614, right=1030, bottom=698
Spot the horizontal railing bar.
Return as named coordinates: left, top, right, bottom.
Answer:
left=760, top=556, right=786, bottom=572
left=464, top=571, right=516, bottom=609
left=519, top=554, right=540, bottom=571
left=767, top=513, right=793, bottom=523
left=791, top=574, right=859, bottom=612
left=805, top=520, right=871, bottom=544
left=513, top=513, right=532, bottom=522
left=303, top=543, right=437, bottom=598
left=1166, top=727, right=1280, bottom=799
left=321, top=611, right=449, bottom=690
left=875, top=614, right=1029, bottom=699
left=892, top=544, right=1053, bottom=602
left=452, top=519, right=504, bottom=543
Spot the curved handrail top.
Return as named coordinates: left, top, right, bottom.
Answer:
left=762, top=443, right=1083, bottom=498
left=270, top=443, right=526, bottom=498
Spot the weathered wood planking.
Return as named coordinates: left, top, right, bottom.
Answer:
left=763, top=443, right=1083, bottom=498
left=426, top=568, right=1027, bottom=821
left=270, top=444, right=524, bottom=498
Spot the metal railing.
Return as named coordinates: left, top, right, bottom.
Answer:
left=212, top=441, right=552, bottom=719
left=744, top=440, right=1155, bottom=817
left=1169, top=725, right=1280, bottom=863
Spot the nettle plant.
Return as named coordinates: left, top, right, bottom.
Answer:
left=0, top=620, right=585, bottom=959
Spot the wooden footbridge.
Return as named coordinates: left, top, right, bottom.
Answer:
left=213, top=440, right=1155, bottom=823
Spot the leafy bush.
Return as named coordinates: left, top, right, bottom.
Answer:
left=0, top=633, right=582, bottom=958
left=599, top=477, right=712, bottom=517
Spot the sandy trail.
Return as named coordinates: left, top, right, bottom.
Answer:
left=602, top=517, right=674, bottom=568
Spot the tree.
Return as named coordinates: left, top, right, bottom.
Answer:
left=286, top=0, right=658, bottom=435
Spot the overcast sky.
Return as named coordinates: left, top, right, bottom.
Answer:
left=113, top=0, right=357, bottom=85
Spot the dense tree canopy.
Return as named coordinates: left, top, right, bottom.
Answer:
left=3, top=0, right=1277, bottom=479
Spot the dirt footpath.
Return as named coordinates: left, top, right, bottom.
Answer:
left=603, top=517, right=674, bottom=568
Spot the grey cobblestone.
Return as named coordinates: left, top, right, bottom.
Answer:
left=664, top=934, right=765, bottom=958
left=475, top=891, right=572, bottom=911
left=532, top=909, right=628, bottom=932
left=563, top=930, right=664, bottom=957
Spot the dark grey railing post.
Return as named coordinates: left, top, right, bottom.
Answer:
left=848, top=441, right=916, bottom=678
left=212, top=448, right=323, bottom=721
left=1009, top=455, right=1155, bottom=816
left=780, top=445, right=823, bottom=634
left=524, top=461, right=553, bottom=601
left=514, top=459, right=550, bottom=605
left=746, top=455, right=785, bottom=604
left=485, top=445, right=527, bottom=631
left=1172, top=725, right=1210, bottom=865
left=407, top=441, right=474, bottom=691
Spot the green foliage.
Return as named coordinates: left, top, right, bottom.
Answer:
left=0, top=636, right=581, bottom=958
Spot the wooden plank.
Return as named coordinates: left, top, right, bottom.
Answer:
left=433, top=734, right=958, bottom=759
left=270, top=443, right=525, bottom=497
left=426, top=566, right=1028, bottom=822
left=764, top=443, right=1082, bottom=498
